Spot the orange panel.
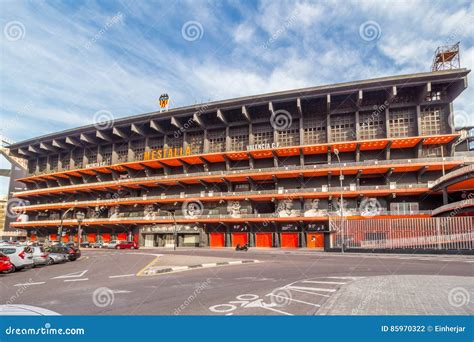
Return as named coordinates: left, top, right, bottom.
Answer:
left=203, top=155, right=225, bottom=163
left=250, top=150, right=273, bottom=159
left=50, top=234, right=57, bottom=241
left=303, top=145, right=328, bottom=155
left=255, top=233, right=273, bottom=247
left=87, top=233, right=96, bottom=243
left=210, top=232, right=225, bottom=247
left=30, top=235, right=37, bottom=241
left=281, top=233, right=299, bottom=248
left=307, top=233, right=324, bottom=248
left=226, top=153, right=249, bottom=161
left=101, top=233, right=111, bottom=242
left=117, top=233, right=127, bottom=240
left=62, top=235, right=69, bottom=243
left=231, top=233, right=248, bottom=247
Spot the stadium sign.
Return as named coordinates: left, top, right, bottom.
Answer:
left=143, top=146, right=192, bottom=160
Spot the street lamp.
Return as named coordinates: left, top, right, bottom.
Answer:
left=333, top=148, right=345, bottom=253
left=160, top=209, right=177, bottom=251
left=58, top=207, right=75, bottom=244
left=76, top=211, right=85, bottom=248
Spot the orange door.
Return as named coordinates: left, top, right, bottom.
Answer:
left=62, top=235, right=69, bottom=243
left=102, top=233, right=111, bottom=242
left=30, top=235, right=37, bottom=241
left=210, top=233, right=225, bottom=247
left=255, top=233, right=273, bottom=247
left=281, top=233, right=299, bottom=248
left=307, top=233, right=324, bottom=248
left=232, top=233, right=248, bottom=247
left=50, top=234, right=57, bottom=241
left=117, top=233, right=127, bottom=240
left=87, top=233, right=97, bottom=243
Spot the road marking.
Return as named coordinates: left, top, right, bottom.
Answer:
left=108, top=274, right=135, bottom=279
left=14, top=282, right=45, bottom=286
left=201, top=263, right=217, bottom=268
left=325, top=276, right=361, bottom=280
left=302, top=280, right=347, bottom=285
left=266, top=293, right=321, bottom=307
left=64, top=278, right=89, bottom=282
left=287, top=288, right=331, bottom=297
left=53, top=270, right=88, bottom=279
left=136, top=255, right=161, bottom=276
left=286, top=285, right=336, bottom=293
left=228, top=260, right=243, bottom=265
left=111, top=290, right=132, bottom=294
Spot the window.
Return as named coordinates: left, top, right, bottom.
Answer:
left=101, top=145, right=112, bottom=165
left=116, top=143, right=129, bottom=163
left=38, top=157, right=47, bottom=173
left=253, top=124, right=274, bottom=145
left=72, top=150, right=83, bottom=168
left=303, top=117, right=326, bottom=144
left=390, top=202, right=419, bottom=214
left=187, top=132, right=204, bottom=154
left=330, top=114, right=355, bottom=142
left=85, top=148, right=97, bottom=165
left=229, top=126, right=248, bottom=151
left=60, top=153, right=70, bottom=170
left=49, top=155, right=59, bottom=172
left=131, top=139, right=145, bottom=161
left=420, top=106, right=448, bottom=135
left=359, top=112, right=385, bottom=139
left=208, top=129, right=226, bottom=152
left=388, top=108, right=416, bottom=138
left=276, top=122, right=300, bottom=147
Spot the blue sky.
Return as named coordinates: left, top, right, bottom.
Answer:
left=0, top=0, right=473, bottom=194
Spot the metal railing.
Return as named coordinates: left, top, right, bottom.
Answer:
left=429, top=164, right=474, bottom=188
left=330, top=216, right=474, bottom=250
left=13, top=210, right=433, bottom=226
left=15, top=155, right=474, bottom=196
left=14, top=183, right=430, bottom=212
left=432, top=198, right=474, bottom=216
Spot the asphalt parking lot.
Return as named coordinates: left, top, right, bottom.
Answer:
left=1, top=248, right=473, bottom=315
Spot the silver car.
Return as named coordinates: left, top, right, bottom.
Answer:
left=44, top=246, right=67, bottom=265
left=31, top=246, right=49, bottom=266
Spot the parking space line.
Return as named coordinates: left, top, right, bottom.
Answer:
left=286, top=286, right=336, bottom=293
left=109, top=274, right=135, bottom=279
left=201, top=263, right=217, bottom=267
left=266, top=293, right=321, bottom=307
left=302, top=280, right=347, bottom=285
left=64, top=278, right=89, bottom=282
left=286, top=288, right=331, bottom=297
left=14, top=282, right=45, bottom=286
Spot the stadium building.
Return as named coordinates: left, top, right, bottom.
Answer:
left=4, top=46, right=474, bottom=251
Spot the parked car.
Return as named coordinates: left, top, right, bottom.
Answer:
left=115, top=241, right=139, bottom=250
left=44, top=246, right=68, bottom=265
left=0, top=245, right=34, bottom=272
left=65, top=245, right=81, bottom=261
left=91, top=241, right=105, bottom=248
left=31, top=246, right=49, bottom=266
left=0, top=252, right=13, bottom=273
left=80, top=241, right=90, bottom=248
left=106, top=240, right=120, bottom=249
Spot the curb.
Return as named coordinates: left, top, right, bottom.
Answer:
left=143, top=259, right=260, bottom=275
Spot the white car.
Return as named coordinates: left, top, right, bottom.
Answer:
left=0, top=245, right=34, bottom=272
left=106, top=240, right=121, bottom=249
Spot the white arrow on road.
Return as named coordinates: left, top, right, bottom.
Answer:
left=52, top=270, right=88, bottom=279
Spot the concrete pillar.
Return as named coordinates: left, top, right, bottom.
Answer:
left=355, top=111, right=360, bottom=141
left=203, top=130, right=209, bottom=153
left=442, top=188, right=449, bottom=205
left=385, top=108, right=390, bottom=138
left=274, top=231, right=280, bottom=248
left=111, top=143, right=118, bottom=164
left=300, top=231, right=306, bottom=248
left=416, top=105, right=422, bottom=136
left=249, top=229, right=255, bottom=247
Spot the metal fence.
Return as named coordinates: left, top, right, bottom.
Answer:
left=330, top=217, right=474, bottom=250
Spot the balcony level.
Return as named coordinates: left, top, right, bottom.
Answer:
left=12, top=156, right=473, bottom=199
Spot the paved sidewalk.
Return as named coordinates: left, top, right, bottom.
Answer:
left=318, top=275, right=474, bottom=315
